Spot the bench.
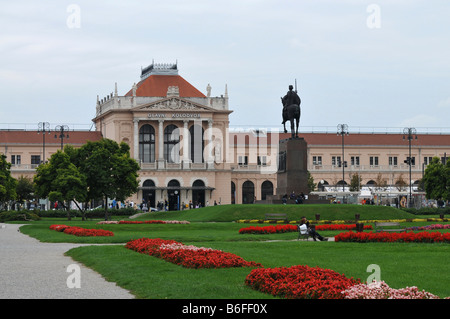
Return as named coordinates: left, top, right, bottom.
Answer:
left=297, top=224, right=310, bottom=241
left=265, top=213, right=288, bottom=223
left=375, top=222, right=405, bottom=232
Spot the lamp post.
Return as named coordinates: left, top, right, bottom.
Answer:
left=403, top=127, right=417, bottom=208
left=55, top=125, right=70, bottom=150
left=337, top=124, right=349, bottom=194
left=37, top=122, right=50, bottom=163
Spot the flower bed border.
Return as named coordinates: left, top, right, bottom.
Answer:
left=49, top=224, right=114, bottom=237
left=239, top=224, right=373, bottom=234
left=334, top=230, right=450, bottom=243
left=245, top=265, right=360, bottom=299
left=125, top=237, right=262, bottom=269
left=236, top=217, right=448, bottom=224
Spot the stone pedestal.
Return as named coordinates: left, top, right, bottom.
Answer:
left=276, top=138, right=309, bottom=197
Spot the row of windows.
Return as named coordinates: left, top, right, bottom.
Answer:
left=312, top=155, right=448, bottom=167
left=139, top=124, right=205, bottom=163
left=10, top=155, right=41, bottom=165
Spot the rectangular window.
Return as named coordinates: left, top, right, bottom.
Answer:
left=31, top=155, right=41, bottom=165
left=370, top=156, right=379, bottom=166
left=332, top=156, right=341, bottom=166
left=351, top=156, right=360, bottom=166
left=11, top=155, right=21, bottom=165
left=423, top=157, right=433, bottom=165
left=257, top=155, right=267, bottom=166
left=238, top=156, right=248, bottom=166
left=389, top=156, right=398, bottom=166
left=312, top=156, right=322, bottom=165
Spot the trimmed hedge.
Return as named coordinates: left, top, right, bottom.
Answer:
left=0, top=211, right=41, bottom=222
left=0, top=208, right=137, bottom=220
left=401, top=207, right=449, bottom=216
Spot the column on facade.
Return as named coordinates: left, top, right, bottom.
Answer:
left=207, top=119, right=214, bottom=169
left=157, top=119, right=165, bottom=169
left=182, top=120, right=191, bottom=169
left=133, top=119, right=139, bottom=161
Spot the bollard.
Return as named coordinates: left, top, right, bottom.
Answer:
left=355, top=223, right=364, bottom=232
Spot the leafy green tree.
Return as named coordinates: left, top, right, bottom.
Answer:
left=307, top=171, right=315, bottom=192
left=423, top=157, right=447, bottom=201
left=74, top=139, right=140, bottom=220
left=16, top=175, right=35, bottom=203
left=34, top=150, right=87, bottom=220
left=349, top=173, right=361, bottom=191
left=0, top=154, right=17, bottom=208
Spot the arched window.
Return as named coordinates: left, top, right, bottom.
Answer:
left=142, top=179, right=155, bottom=208
left=261, top=180, right=273, bottom=200
left=139, top=124, right=155, bottom=163
left=164, top=124, right=180, bottom=163
left=190, top=124, right=204, bottom=163
left=167, top=179, right=180, bottom=211
left=192, top=179, right=205, bottom=207
left=242, top=180, right=255, bottom=204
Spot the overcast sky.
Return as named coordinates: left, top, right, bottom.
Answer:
left=1, top=0, right=449, bottom=133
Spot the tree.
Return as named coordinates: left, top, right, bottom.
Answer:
left=349, top=173, right=361, bottom=191
left=307, top=171, right=315, bottom=192
left=16, top=175, right=35, bottom=204
left=423, top=157, right=447, bottom=201
left=74, top=139, right=140, bottom=220
left=34, top=150, right=87, bottom=220
left=0, top=154, right=17, bottom=209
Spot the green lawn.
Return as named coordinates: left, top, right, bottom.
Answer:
left=15, top=204, right=450, bottom=299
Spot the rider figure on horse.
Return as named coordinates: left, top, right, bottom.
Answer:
left=282, top=85, right=301, bottom=124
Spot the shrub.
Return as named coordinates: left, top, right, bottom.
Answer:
left=0, top=211, right=41, bottom=222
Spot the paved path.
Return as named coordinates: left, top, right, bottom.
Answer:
left=0, top=223, right=134, bottom=299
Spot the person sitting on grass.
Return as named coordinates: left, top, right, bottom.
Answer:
left=300, top=216, right=328, bottom=241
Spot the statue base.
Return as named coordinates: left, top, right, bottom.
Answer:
left=276, top=137, right=309, bottom=197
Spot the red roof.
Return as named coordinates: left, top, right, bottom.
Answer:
left=125, top=75, right=206, bottom=98
left=277, top=132, right=450, bottom=147
left=0, top=130, right=103, bottom=145
left=230, top=131, right=450, bottom=147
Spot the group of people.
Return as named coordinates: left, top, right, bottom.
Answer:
left=282, top=191, right=306, bottom=205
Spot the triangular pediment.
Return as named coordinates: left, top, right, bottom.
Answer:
left=134, top=97, right=215, bottom=112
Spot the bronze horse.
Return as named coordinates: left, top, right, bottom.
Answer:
left=281, top=98, right=301, bottom=138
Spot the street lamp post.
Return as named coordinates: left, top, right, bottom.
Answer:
left=37, top=122, right=50, bottom=163
left=55, top=125, right=70, bottom=150
left=403, top=127, right=417, bottom=208
left=337, top=124, right=349, bottom=194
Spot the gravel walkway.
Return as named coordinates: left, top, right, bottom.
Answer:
left=0, top=223, right=134, bottom=299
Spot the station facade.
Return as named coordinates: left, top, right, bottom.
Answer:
left=2, top=62, right=449, bottom=208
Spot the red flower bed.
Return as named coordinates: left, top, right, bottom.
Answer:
left=49, top=224, right=114, bottom=237
left=125, top=238, right=262, bottom=269
left=245, top=265, right=360, bottom=299
left=239, top=224, right=372, bottom=234
left=335, top=231, right=450, bottom=243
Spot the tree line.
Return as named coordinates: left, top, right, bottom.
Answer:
left=0, top=138, right=140, bottom=221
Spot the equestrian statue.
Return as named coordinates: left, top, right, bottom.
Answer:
left=281, top=84, right=301, bottom=138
